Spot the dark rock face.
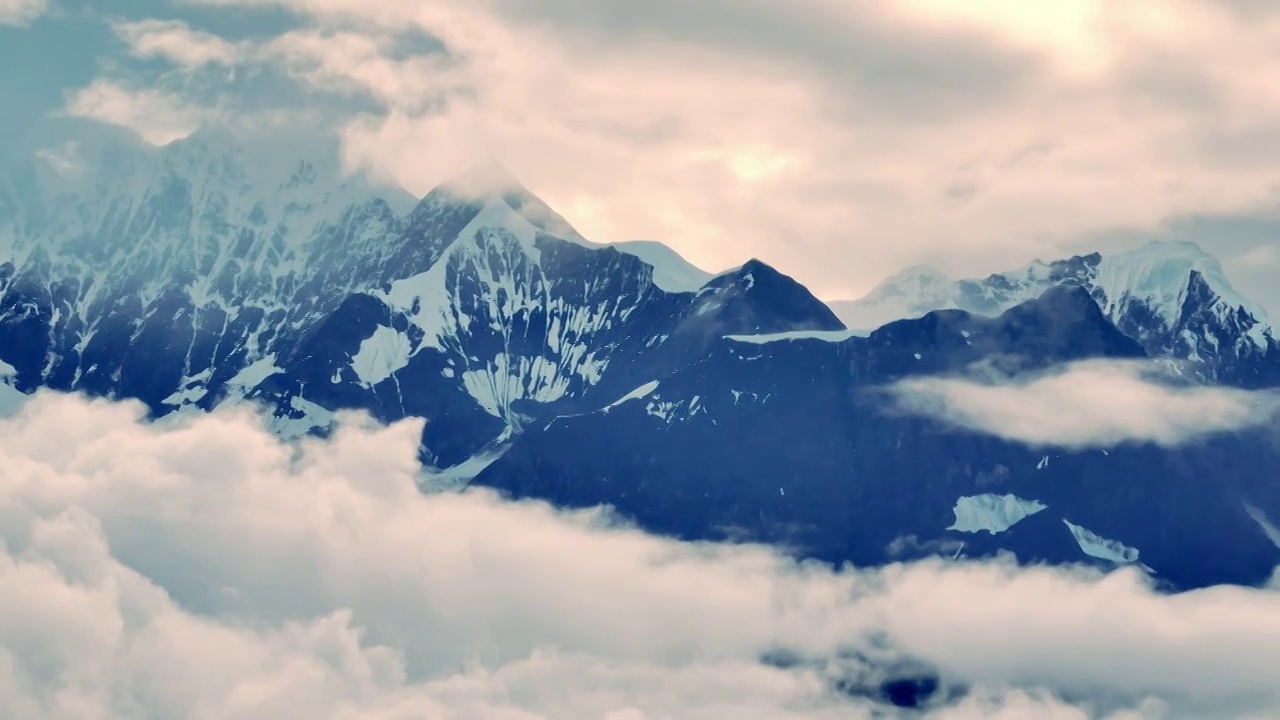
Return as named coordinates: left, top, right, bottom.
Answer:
left=3, top=131, right=1278, bottom=591
left=476, top=287, right=1280, bottom=590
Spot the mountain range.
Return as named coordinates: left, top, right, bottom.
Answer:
left=2, top=128, right=1278, bottom=596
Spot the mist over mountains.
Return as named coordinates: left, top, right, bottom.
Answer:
left=4, top=128, right=1280, bottom=593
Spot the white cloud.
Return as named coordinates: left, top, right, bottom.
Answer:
left=883, top=359, right=1280, bottom=448
left=0, top=0, right=46, bottom=27
left=62, top=80, right=204, bottom=146
left=112, top=19, right=244, bottom=67
left=137, top=0, right=1280, bottom=312
left=0, top=391, right=1278, bottom=718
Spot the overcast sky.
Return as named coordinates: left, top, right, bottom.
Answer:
left=4, top=0, right=1280, bottom=314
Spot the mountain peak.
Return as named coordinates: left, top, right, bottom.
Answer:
left=1094, top=239, right=1266, bottom=327
left=422, top=158, right=590, bottom=245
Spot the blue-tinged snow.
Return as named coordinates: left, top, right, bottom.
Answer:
left=1, top=127, right=424, bottom=409
left=226, top=355, right=283, bottom=393
left=381, top=196, right=616, bottom=420
left=351, top=326, right=412, bottom=388
left=1243, top=504, right=1280, bottom=550
left=1063, top=519, right=1146, bottom=567
left=420, top=436, right=513, bottom=492
left=269, top=395, right=336, bottom=439
left=162, top=369, right=213, bottom=407
left=1093, top=241, right=1269, bottom=339
left=829, top=241, right=1274, bottom=357
left=725, top=329, right=860, bottom=344
left=947, top=494, right=1047, bottom=534
left=601, top=380, right=660, bottom=412
left=611, top=240, right=714, bottom=293
left=643, top=391, right=709, bottom=425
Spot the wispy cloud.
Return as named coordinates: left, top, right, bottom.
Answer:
left=112, top=19, right=245, bottom=67
left=0, top=0, right=46, bottom=27
left=0, top=391, right=1277, bottom=718
left=883, top=359, right=1280, bottom=449
left=62, top=80, right=205, bottom=145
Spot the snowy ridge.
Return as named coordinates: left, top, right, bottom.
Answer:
left=0, top=128, right=733, bottom=434
left=830, top=241, right=1275, bottom=370
left=610, top=240, right=713, bottom=293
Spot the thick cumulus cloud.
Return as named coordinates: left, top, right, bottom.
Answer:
left=56, top=0, right=1280, bottom=313
left=1, top=392, right=1280, bottom=718
left=883, top=359, right=1280, bottom=448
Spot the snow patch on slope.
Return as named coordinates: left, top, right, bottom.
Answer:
left=725, top=329, right=861, bottom=344
left=1244, top=504, right=1280, bottom=550
left=270, top=395, right=336, bottom=439
left=1063, top=519, right=1145, bottom=567
left=351, top=326, right=412, bottom=387
left=602, top=380, right=661, bottom=412
left=948, top=494, right=1047, bottom=534
left=383, top=197, right=621, bottom=420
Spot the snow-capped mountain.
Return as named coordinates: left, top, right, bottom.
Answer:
left=0, top=128, right=841, bottom=469
left=481, top=286, right=1280, bottom=589
left=3, top=128, right=1278, bottom=592
left=830, top=242, right=1278, bottom=385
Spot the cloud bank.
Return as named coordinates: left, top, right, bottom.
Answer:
left=883, top=359, right=1280, bottom=448
left=1, top=391, right=1279, bottom=718
left=45, top=0, right=1280, bottom=313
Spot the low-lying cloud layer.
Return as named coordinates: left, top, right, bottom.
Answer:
left=2, top=391, right=1279, bottom=718
left=884, top=359, right=1280, bottom=449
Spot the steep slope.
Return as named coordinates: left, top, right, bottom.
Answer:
left=830, top=242, right=1278, bottom=385
left=0, top=129, right=842, bottom=472
left=0, top=128, right=416, bottom=407
left=609, top=240, right=714, bottom=292
left=477, top=287, right=1280, bottom=590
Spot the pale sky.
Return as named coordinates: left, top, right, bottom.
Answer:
left=4, top=0, right=1280, bottom=314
